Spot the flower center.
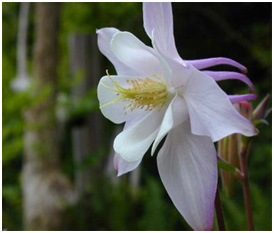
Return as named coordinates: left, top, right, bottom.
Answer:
left=101, top=71, right=169, bottom=111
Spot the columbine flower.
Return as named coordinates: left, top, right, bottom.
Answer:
left=97, top=3, right=257, bottom=230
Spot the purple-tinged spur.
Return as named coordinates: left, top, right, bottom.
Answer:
left=96, top=2, right=258, bottom=230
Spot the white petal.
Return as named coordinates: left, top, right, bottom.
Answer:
left=113, top=120, right=144, bottom=176
left=97, top=75, right=146, bottom=124
left=97, top=27, right=135, bottom=75
left=183, top=65, right=258, bottom=141
left=151, top=34, right=187, bottom=88
left=157, top=121, right=217, bottom=230
left=151, top=95, right=188, bottom=155
left=114, top=153, right=141, bottom=177
left=114, top=108, right=164, bottom=162
left=110, top=31, right=163, bottom=77
left=143, top=3, right=182, bottom=63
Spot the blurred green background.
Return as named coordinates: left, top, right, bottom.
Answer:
left=2, top=2, right=271, bottom=231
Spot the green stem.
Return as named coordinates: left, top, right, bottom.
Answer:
left=215, top=186, right=226, bottom=231
left=240, top=140, right=254, bottom=230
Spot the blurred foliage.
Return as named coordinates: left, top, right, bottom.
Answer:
left=2, top=2, right=271, bottom=231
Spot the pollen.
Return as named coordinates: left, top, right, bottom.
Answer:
left=101, top=71, right=168, bottom=111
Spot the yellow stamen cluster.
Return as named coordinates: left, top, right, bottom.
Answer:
left=101, top=72, right=168, bottom=112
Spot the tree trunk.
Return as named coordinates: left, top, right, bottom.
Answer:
left=22, top=3, right=75, bottom=230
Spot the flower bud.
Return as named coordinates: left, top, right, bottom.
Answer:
left=218, top=134, right=241, bottom=196
left=218, top=101, right=253, bottom=196
left=252, top=94, right=270, bottom=121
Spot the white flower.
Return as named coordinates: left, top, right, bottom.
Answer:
left=97, top=3, right=257, bottom=230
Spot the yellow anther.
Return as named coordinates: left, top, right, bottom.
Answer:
left=101, top=71, right=168, bottom=111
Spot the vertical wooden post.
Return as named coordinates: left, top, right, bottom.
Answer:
left=68, top=34, right=102, bottom=197
left=11, top=2, right=30, bottom=92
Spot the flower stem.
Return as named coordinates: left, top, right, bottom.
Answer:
left=215, top=186, right=226, bottom=231
left=240, top=140, right=254, bottom=230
